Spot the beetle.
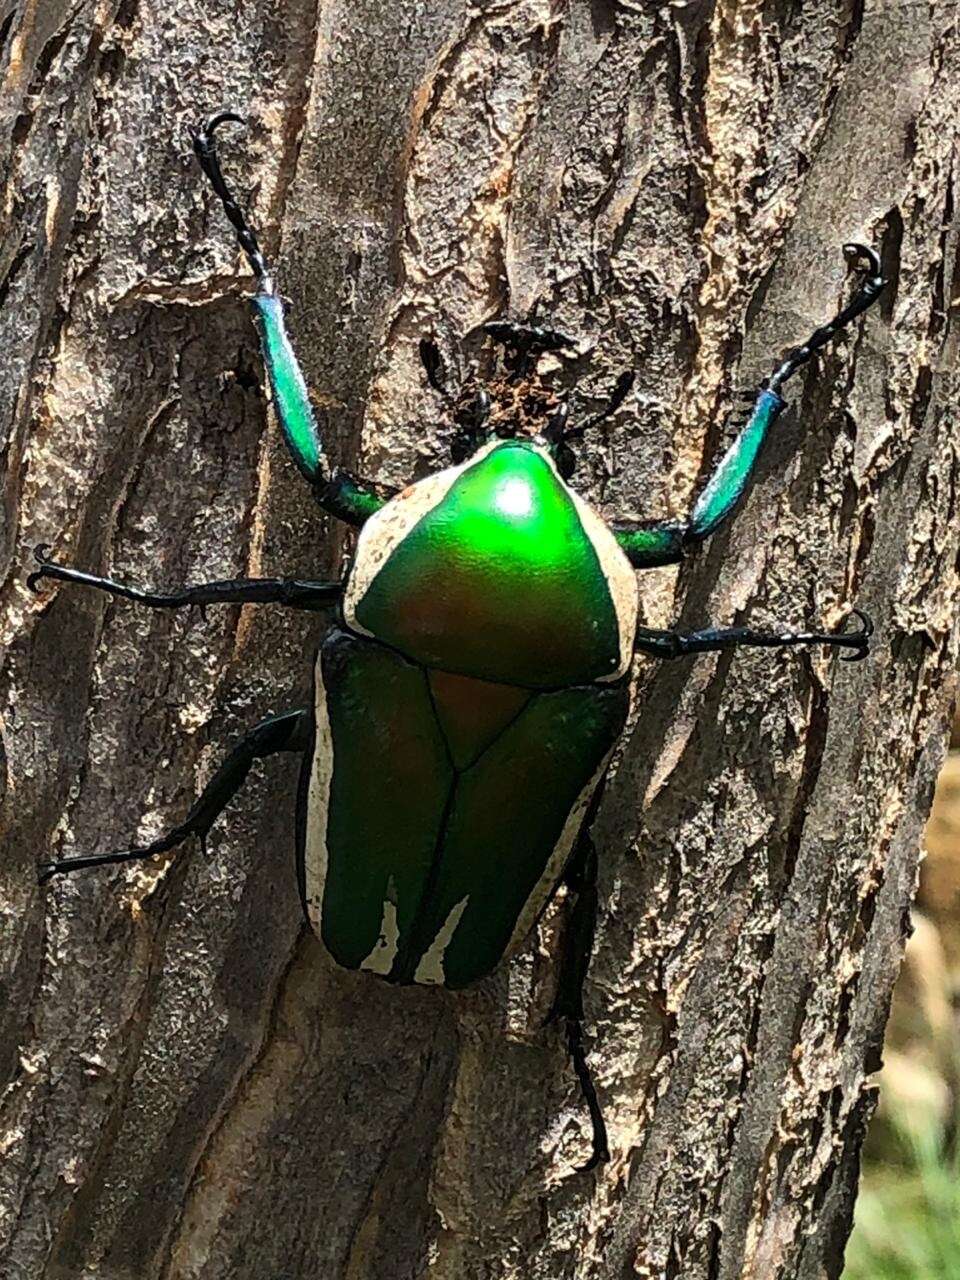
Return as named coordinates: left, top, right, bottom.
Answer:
left=31, top=112, right=885, bottom=1170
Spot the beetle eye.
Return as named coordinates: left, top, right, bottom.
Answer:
left=555, top=442, right=576, bottom=480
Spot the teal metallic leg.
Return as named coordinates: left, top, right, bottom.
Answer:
left=634, top=608, right=873, bottom=662
left=190, top=114, right=393, bottom=527
left=38, top=709, right=310, bottom=884
left=614, top=245, right=885, bottom=568
left=550, top=798, right=610, bottom=1171
left=28, top=545, right=342, bottom=613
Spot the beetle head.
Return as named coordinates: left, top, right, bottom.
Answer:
left=421, top=325, right=634, bottom=481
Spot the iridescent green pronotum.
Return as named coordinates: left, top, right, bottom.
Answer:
left=31, top=113, right=885, bottom=1171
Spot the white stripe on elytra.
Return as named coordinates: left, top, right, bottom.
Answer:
left=360, top=890, right=401, bottom=975
left=413, top=896, right=470, bottom=985
left=303, top=652, right=334, bottom=940
left=569, top=487, right=639, bottom=679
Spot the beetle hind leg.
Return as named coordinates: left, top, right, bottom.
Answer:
left=550, top=824, right=610, bottom=1172
left=38, top=709, right=310, bottom=884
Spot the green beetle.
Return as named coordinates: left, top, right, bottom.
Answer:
left=32, top=113, right=884, bottom=1168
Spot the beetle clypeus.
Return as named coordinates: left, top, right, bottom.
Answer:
left=32, top=112, right=884, bottom=1170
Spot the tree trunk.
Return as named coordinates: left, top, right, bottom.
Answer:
left=1, top=1, right=958, bottom=1277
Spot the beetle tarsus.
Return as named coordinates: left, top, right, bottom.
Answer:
left=548, top=822, right=610, bottom=1170
left=768, top=242, right=885, bottom=393
left=26, top=542, right=54, bottom=592
left=190, top=109, right=273, bottom=288
left=634, top=609, right=876, bottom=661
left=835, top=607, right=874, bottom=662
left=566, top=1018, right=610, bottom=1171
left=38, top=842, right=188, bottom=884
left=25, top=546, right=344, bottom=613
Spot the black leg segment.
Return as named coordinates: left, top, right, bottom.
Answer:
left=551, top=816, right=610, bottom=1171
left=28, top=546, right=343, bottom=613
left=190, top=110, right=271, bottom=285
left=634, top=609, right=873, bottom=663
left=38, top=709, right=310, bottom=884
left=768, top=244, right=885, bottom=393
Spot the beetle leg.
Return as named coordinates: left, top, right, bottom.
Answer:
left=190, top=113, right=394, bottom=527
left=550, top=815, right=610, bottom=1171
left=634, top=608, right=874, bottom=663
left=613, top=244, right=885, bottom=568
left=28, top=545, right=343, bottom=612
left=37, top=709, right=310, bottom=884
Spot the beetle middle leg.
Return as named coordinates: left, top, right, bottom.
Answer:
left=38, top=708, right=310, bottom=884
left=550, top=799, right=610, bottom=1171
left=28, top=545, right=343, bottom=613
left=634, top=608, right=873, bottom=663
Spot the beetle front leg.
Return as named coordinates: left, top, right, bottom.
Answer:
left=28, top=545, right=343, bottom=613
left=550, top=820, right=609, bottom=1171
left=38, top=709, right=310, bottom=884
left=613, top=245, right=886, bottom=568
left=190, top=113, right=394, bottom=527
left=634, top=609, right=873, bottom=663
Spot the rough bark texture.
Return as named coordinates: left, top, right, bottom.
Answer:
left=1, top=1, right=958, bottom=1277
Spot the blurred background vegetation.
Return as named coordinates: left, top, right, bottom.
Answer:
left=844, top=733, right=960, bottom=1279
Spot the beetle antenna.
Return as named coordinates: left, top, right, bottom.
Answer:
left=768, top=243, right=885, bottom=393
left=189, top=111, right=273, bottom=291
left=564, top=370, right=635, bottom=442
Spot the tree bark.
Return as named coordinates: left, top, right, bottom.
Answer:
left=1, top=1, right=958, bottom=1277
